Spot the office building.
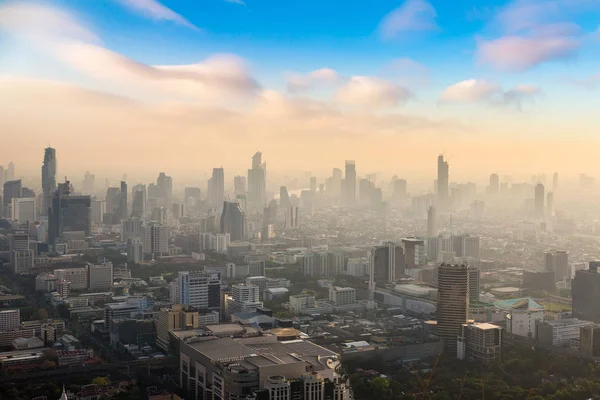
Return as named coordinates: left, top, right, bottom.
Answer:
left=546, top=192, right=554, bottom=218
left=402, top=238, right=425, bottom=269
left=175, top=271, right=221, bottom=315
left=122, top=218, right=144, bottom=242
left=6, top=161, right=14, bottom=181
left=208, top=167, right=225, bottom=209
left=457, top=322, right=502, bottom=364
left=469, top=268, right=480, bottom=302
left=580, top=325, right=600, bottom=358
left=91, top=200, right=106, bottom=225
left=157, top=172, right=173, bottom=208
left=117, top=181, right=128, bottom=220
left=48, top=180, right=91, bottom=244
left=545, top=250, right=569, bottom=283
left=427, top=206, right=436, bottom=238
left=220, top=201, right=246, bottom=241
left=534, top=183, right=545, bottom=219
left=3, top=179, right=22, bottom=209
left=536, top=319, right=594, bottom=348
left=500, top=298, right=545, bottom=339
left=227, top=283, right=263, bottom=314
left=437, top=264, right=470, bottom=354
left=329, top=286, right=356, bottom=306
left=233, top=176, right=247, bottom=196
left=302, top=252, right=343, bottom=278
left=247, top=152, right=267, bottom=210
left=131, top=184, right=147, bottom=219
left=157, top=305, right=204, bottom=351
left=0, top=309, right=20, bottom=331
left=488, top=174, right=499, bottom=194
left=184, top=187, right=202, bottom=208
left=372, top=242, right=405, bottom=284
left=265, top=375, right=291, bottom=400
left=82, top=171, right=95, bottom=195
left=41, top=147, right=57, bottom=216
left=54, top=267, right=88, bottom=290
left=127, top=237, right=144, bottom=264
left=463, top=235, right=481, bottom=259
left=11, top=197, right=36, bottom=223
left=572, top=262, right=600, bottom=322
left=11, top=249, right=34, bottom=274
left=88, top=261, right=113, bottom=291
left=104, top=302, right=142, bottom=332
left=279, top=186, right=291, bottom=209
left=343, top=160, right=356, bottom=206
left=437, top=155, right=449, bottom=206
left=105, top=186, right=120, bottom=219
left=172, top=203, right=185, bottom=219
left=392, top=178, right=407, bottom=201
left=144, top=224, right=169, bottom=255
left=248, top=260, right=266, bottom=277
left=285, top=206, right=299, bottom=229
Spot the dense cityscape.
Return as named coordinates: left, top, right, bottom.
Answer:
left=1, top=147, right=600, bottom=399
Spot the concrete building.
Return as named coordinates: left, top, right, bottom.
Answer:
left=289, top=294, right=316, bottom=314
left=41, top=147, right=57, bottom=216
left=536, top=319, right=594, bottom=348
left=285, top=206, right=299, bottom=230
left=437, top=155, right=449, bottom=207
left=175, top=271, right=221, bottom=316
left=104, top=302, right=142, bottom=332
left=264, top=375, right=291, bottom=400
left=343, top=160, right=356, bottom=207
left=372, top=242, right=405, bottom=284
left=545, top=250, right=569, bottom=283
left=227, top=284, right=263, bottom=315
left=500, top=298, right=545, bottom=339
left=144, top=223, right=169, bottom=255
left=35, top=272, right=57, bottom=292
left=329, top=287, right=356, bottom=306
left=127, top=237, right=144, bottom=264
left=48, top=180, right=91, bottom=244
left=580, top=325, right=600, bottom=359
left=248, top=260, right=266, bottom=277
left=457, top=322, right=502, bottom=365
left=437, top=264, right=470, bottom=354
left=402, top=238, right=425, bottom=269
left=534, top=183, right=545, bottom=219
left=54, top=267, right=88, bottom=290
left=121, top=218, right=144, bottom=242
left=572, top=262, right=600, bottom=322
left=88, top=261, right=113, bottom=291
left=0, top=309, right=20, bottom=331
left=156, top=305, right=204, bottom=351
left=11, top=197, right=36, bottom=223
left=220, top=201, right=246, bottom=242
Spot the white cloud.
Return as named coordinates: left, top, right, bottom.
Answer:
left=286, top=68, right=343, bottom=92
left=476, top=0, right=587, bottom=71
left=378, top=0, right=437, bottom=39
left=115, top=0, right=197, bottom=29
left=439, top=79, right=540, bottom=108
left=335, top=76, right=411, bottom=107
left=0, top=3, right=257, bottom=102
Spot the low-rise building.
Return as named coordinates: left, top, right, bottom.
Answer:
left=536, top=318, right=595, bottom=348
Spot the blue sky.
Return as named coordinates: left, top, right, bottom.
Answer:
left=0, top=0, right=599, bottom=178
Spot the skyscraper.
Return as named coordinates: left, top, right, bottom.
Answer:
left=131, top=184, right=147, bottom=219
left=82, top=171, right=95, bottom=195
left=118, top=181, right=128, bottom=221
left=427, top=205, right=436, bottom=238
left=437, top=155, right=449, bottom=206
left=11, top=197, right=36, bottom=223
left=489, top=173, right=499, bottom=194
left=3, top=179, right=22, bottom=208
left=286, top=206, right=299, bottom=229
left=343, top=160, right=356, bottom=207
left=41, top=147, right=57, bottom=216
left=572, top=262, right=600, bottom=323
left=534, top=183, right=545, bottom=219
left=176, top=270, right=221, bottom=315
left=248, top=152, right=266, bottom=210
left=437, top=263, right=470, bottom=354
left=553, top=172, right=558, bottom=191
left=157, top=172, right=172, bottom=207
left=280, top=186, right=291, bottom=209
left=220, top=201, right=246, bottom=241
left=372, top=242, right=405, bottom=284
left=233, top=175, right=246, bottom=196
left=208, top=167, right=225, bottom=209
left=392, top=178, right=407, bottom=201
left=546, top=192, right=554, bottom=218
left=545, top=250, right=569, bottom=283
left=7, top=161, right=14, bottom=181
left=48, top=180, right=92, bottom=244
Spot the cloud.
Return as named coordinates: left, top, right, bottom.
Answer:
left=476, top=0, right=587, bottom=71
left=115, top=0, right=197, bottom=29
left=381, top=58, right=430, bottom=85
left=439, top=79, right=540, bottom=108
left=0, top=3, right=258, bottom=102
left=224, top=0, right=246, bottom=4
left=286, top=68, right=343, bottom=92
left=335, top=76, right=411, bottom=107
left=378, top=0, right=437, bottom=39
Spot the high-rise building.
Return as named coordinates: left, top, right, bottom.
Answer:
left=7, top=161, right=15, bottom=181
left=41, top=148, right=57, bottom=216
left=372, top=242, right=405, bottom=284
left=535, top=183, right=545, bottom=219
left=208, top=167, right=225, bottom=209
left=457, top=322, right=502, bottom=364
left=437, top=263, right=470, bottom=354
left=329, top=286, right=356, bottom=306
left=156, top=305, right=215, bottom=351
left=545, top=250, right=569, bottom=283
left=144, top=223, right=169, bottom=255
left=0, top=309, right=20, bottom=331
left=121, top=218, right=144, bottom=242
left=227, top=283, right=263, bottom=315
left=427, top=206, right=436, bottom=238
left=553, top=172, right=558, bottom=191
left=437, top=155, right=449, bottom=206
left=175, top=270, right=221, bottom=315
left=127, top=237, right=143, bottom=264
left=463, top=235, right=481, bottom=259
left=265, top=375, right=291, bottom=400
left=572, top=262, right=600, bottom=322
left=184, top=187, right=202, bottom=209
left=401, top=238, right=425, bottom=269
left=88, top=261, right=113, bottom=291
left=11, top=197, right=36, bottom=223
left=220, top=201, right=245, bottom=241
left=82, top=171, right=95, bottom=195
left=172, top=203, right=185, bottom=219
left=488, top=173, right=499, bottom=194
left=48, top=180, right=91, bottom=244
left=546, top=192, right=554, bottom=218
left=157, top=172, right=173, bottom=208
left=248, top=152, right=267, bottom=210
left=3, top=179, right=22, bottom=209
left=279, top=186, right=291, bottom=209
left=233, top=175, right=246, bottom=197
left=343, top=160, right=356, bottom=206
left=117, top=181, right=128, bottom=220
left=10, top=232, right=34, bottom=274
left=285, top=206, right=299, bottom=230
left=392, top=178, right=407, bottom=201
left=91, top=200, right=106, bottom=225
left=469, top=268, right=480, bottom=302
left=54, top=267, right=88, bottom=290
left=131, top=184, right=147, bottom=219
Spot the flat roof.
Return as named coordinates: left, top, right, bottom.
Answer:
left=471, top=323, right=501, bottom=330
left=186, top=337, right=257, bottom=361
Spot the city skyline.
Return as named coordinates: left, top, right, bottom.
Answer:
left=1, top=0, right=600, bottom=177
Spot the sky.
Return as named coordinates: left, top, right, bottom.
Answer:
left=0, top=0, right=599, bottom=183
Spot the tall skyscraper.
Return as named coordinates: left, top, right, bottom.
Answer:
left=82, top=171, right=95, bottom=195
left=144, top=223, right=169, bottom=255
left=131, top=184, right=147, bottom=219
left=372, top=242, right=405, bottom=284
left=437, top=263, right=470, bottom=354
left=553, top=172, right=558, bottom=191
left=534, top=183, right=545, bottom=219
left=220, top=201, right=246, bottom=241
left=0, top=165, right=4, bottom=188
left=343, top=160, right=356, bottom=207
left=572, top=262, right=600, bottom=323
left=286, top=206, right=299, bottom=229
left=489, top=173, right=499, bottom=194
left=546, top=192, right=554, bottom=218
left=7, top=161, right=14, bottom=181
left=545, top=250, right=569, bottom=283
left=41, top=148, right=57, bottom=216
left=392, top=178, right=407, bottom=201
left=48, top=180, right=92, bottom=244
left=437, top=155, right=449, bottom=206
left=280, top=186, right=291, bottom=209
left=248, top=152, right=267, bottom=210
left=118, top=181, right=128, bottom=220
left=3, top=179, right=22, bottom=208
left=157, top=172, right=172, bottom=207
left=427, top=205, right=436, bottom=238
left=233, top=175, right=247, bottom=196
left=208, top=167, right=225, bottom=209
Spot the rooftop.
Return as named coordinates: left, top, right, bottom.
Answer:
left=494, top=297, right=544, bottom=310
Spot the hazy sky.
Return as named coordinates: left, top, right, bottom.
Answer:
left=0, top=0, right=599, bottom=182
